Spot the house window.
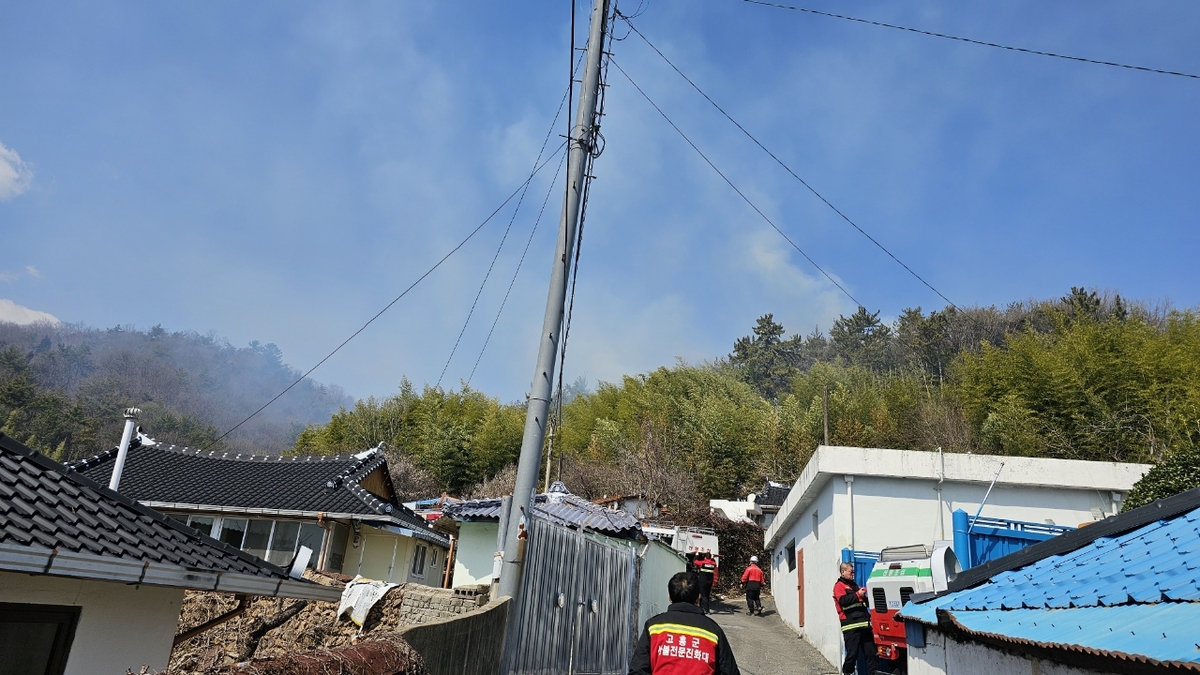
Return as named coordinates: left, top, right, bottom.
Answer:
left=243, top=519, right=274, bottom=559
left=219, top=518, right=248, bottom=549
left=267, top=522, right=301, bottom=566
left=812, top=511, right=819, bottom=540
left=0, top=603, right=81, bottom=675
left=785, top=539, right=797, bottom=573
left=411, top=544, right=428, bottom=577
left=297, top=523, right=325, bottom=570
left=325, top=522, right=350, bottom=573
left=187, top=515, right=215, bottom=537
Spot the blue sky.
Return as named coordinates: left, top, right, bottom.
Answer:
left=2, top=1, right=1198, bottom=404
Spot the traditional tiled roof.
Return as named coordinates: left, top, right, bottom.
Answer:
left=445, top=481, right=640, bottom=537
left=0, top=433, right=339, bottom=600
left=68, top=441, right=446, bottom=546
left=757, top=480, right=791, bottom=507
left=900, top=488, right=1200, bottom=671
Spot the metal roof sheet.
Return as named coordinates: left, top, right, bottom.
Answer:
left=444, top=482, right=639, bottom=536
left=905, top=504, right=1200, bottom=619
left=945, top=603, right=1200, bottom=668
left=900, top=495, right=1200, bottom=667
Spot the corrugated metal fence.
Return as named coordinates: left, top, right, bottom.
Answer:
left=503, top=515, right=638, bottom=675
left=953, top=510, right=1074, bottom=568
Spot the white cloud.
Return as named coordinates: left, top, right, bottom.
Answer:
left=0, top=266, right=44, bottom=283
left=0, top=141, right=33, bottom=201
left=0, top=299, right=59, bottom=325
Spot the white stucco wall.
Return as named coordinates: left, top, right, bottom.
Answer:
left=909, top=628, right=1120, bottom=675
left=637, top=540, right=687, bottom=627
left=765, top=446, right=1150, bottom=668
left=0, top=571, right=185, bottom=675
left=338, top=525, right=444, bottom=586
left=769, top=482, right=839, bottom=670
left=452, top=521, right=500, bottom=588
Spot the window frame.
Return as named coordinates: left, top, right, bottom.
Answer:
left=0, top=602, right=82, bottom=675
left=410, top=544, right=428, bottom=577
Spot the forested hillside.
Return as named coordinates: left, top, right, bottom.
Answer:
left=6, top=287, right=1197, bottom=511
left=0, top=322, right=351, bottom=460
left=296, top=288, right=1200, bottom=512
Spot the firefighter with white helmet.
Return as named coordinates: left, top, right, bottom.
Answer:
left=740, top=555, right=764, bottom=615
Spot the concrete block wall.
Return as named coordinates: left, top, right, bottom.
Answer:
left=398, top=584, right=490, bottom=626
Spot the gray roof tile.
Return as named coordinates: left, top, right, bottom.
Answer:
left=68, top=442, right=440, bottom=542
left=0, top=432, right=298, bottom=579
left=445, top=481, right=640, bottom=536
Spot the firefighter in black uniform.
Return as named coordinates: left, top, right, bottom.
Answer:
left=696, top=551, right=717, bottom=614
left=629, top=572, right=741, bottom=675
left=833, top=562, right=878, bottom=675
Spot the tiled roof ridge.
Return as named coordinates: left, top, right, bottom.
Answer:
left=561, top=492, right=630, bottom=532
left=326, top=450, right=387, bottom=489
left=69, top=442, right=366, bottom=471
left=0, top=432, right=294, bottom=579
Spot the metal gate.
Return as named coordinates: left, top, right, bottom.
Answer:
left=503, top=516, right=638, bottom=675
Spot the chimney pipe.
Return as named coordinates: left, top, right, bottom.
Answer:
left=108, top=408, right=141, bottom=492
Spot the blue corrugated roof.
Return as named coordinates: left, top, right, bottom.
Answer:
left=946, top=603, right=1200, bottom=667
left=900, top=502, right=1200, bottom=668
left=443, top=482, right=640, bottom=536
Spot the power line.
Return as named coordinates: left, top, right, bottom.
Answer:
left=460, top=49, right=589, bottom=387
left=204, top=141, right=567, bottom=449
left=617, top=13, right=959, bottom=311
left=466, top=151, right=568, bottom=387
left=610, top=56, right=863, bottom=308
left=436, top=79, right=578, bottom=389
left=742, top=0, right=1200, bottom=80
left=434, top=144, right=567, bottom=389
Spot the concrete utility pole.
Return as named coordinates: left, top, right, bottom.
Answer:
left=497, top=0, right=610, bottom=600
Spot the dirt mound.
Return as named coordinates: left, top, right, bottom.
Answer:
left=210, top=634, right=421, bottom=675
left=170, top=573, right=424, bottom=674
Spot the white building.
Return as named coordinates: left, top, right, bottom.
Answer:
left=763, top=445, right=1151, bottom=668
left=709, top=480, right=791, bottom=527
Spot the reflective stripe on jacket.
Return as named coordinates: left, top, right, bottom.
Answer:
left=629, top=602, right=741, bottom=675
left=833, top=577, right=870, bottom=632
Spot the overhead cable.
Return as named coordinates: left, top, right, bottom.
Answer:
left=437, top=77, right=578, bottom=388
left=466, top=151, right=569, bottom=387
left=742, top=0, right=1200, bottom=80
left=610, top=56, right=862, bottom=308
left=618, top=13, right=959, bottom=311
left=465, top=50, right=589, bottom=387
left=204, top=140, right=567, bottom=449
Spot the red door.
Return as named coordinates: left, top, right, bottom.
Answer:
left=797, top=549, right=805, bottom=626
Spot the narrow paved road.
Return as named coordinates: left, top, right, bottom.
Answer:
left=709, top=595, right=837, bottom=675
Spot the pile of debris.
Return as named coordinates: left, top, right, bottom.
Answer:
left=169, top=573, right=488, bottom=674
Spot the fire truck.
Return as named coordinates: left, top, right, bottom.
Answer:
left=864, top=543, right=960, bottom=670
